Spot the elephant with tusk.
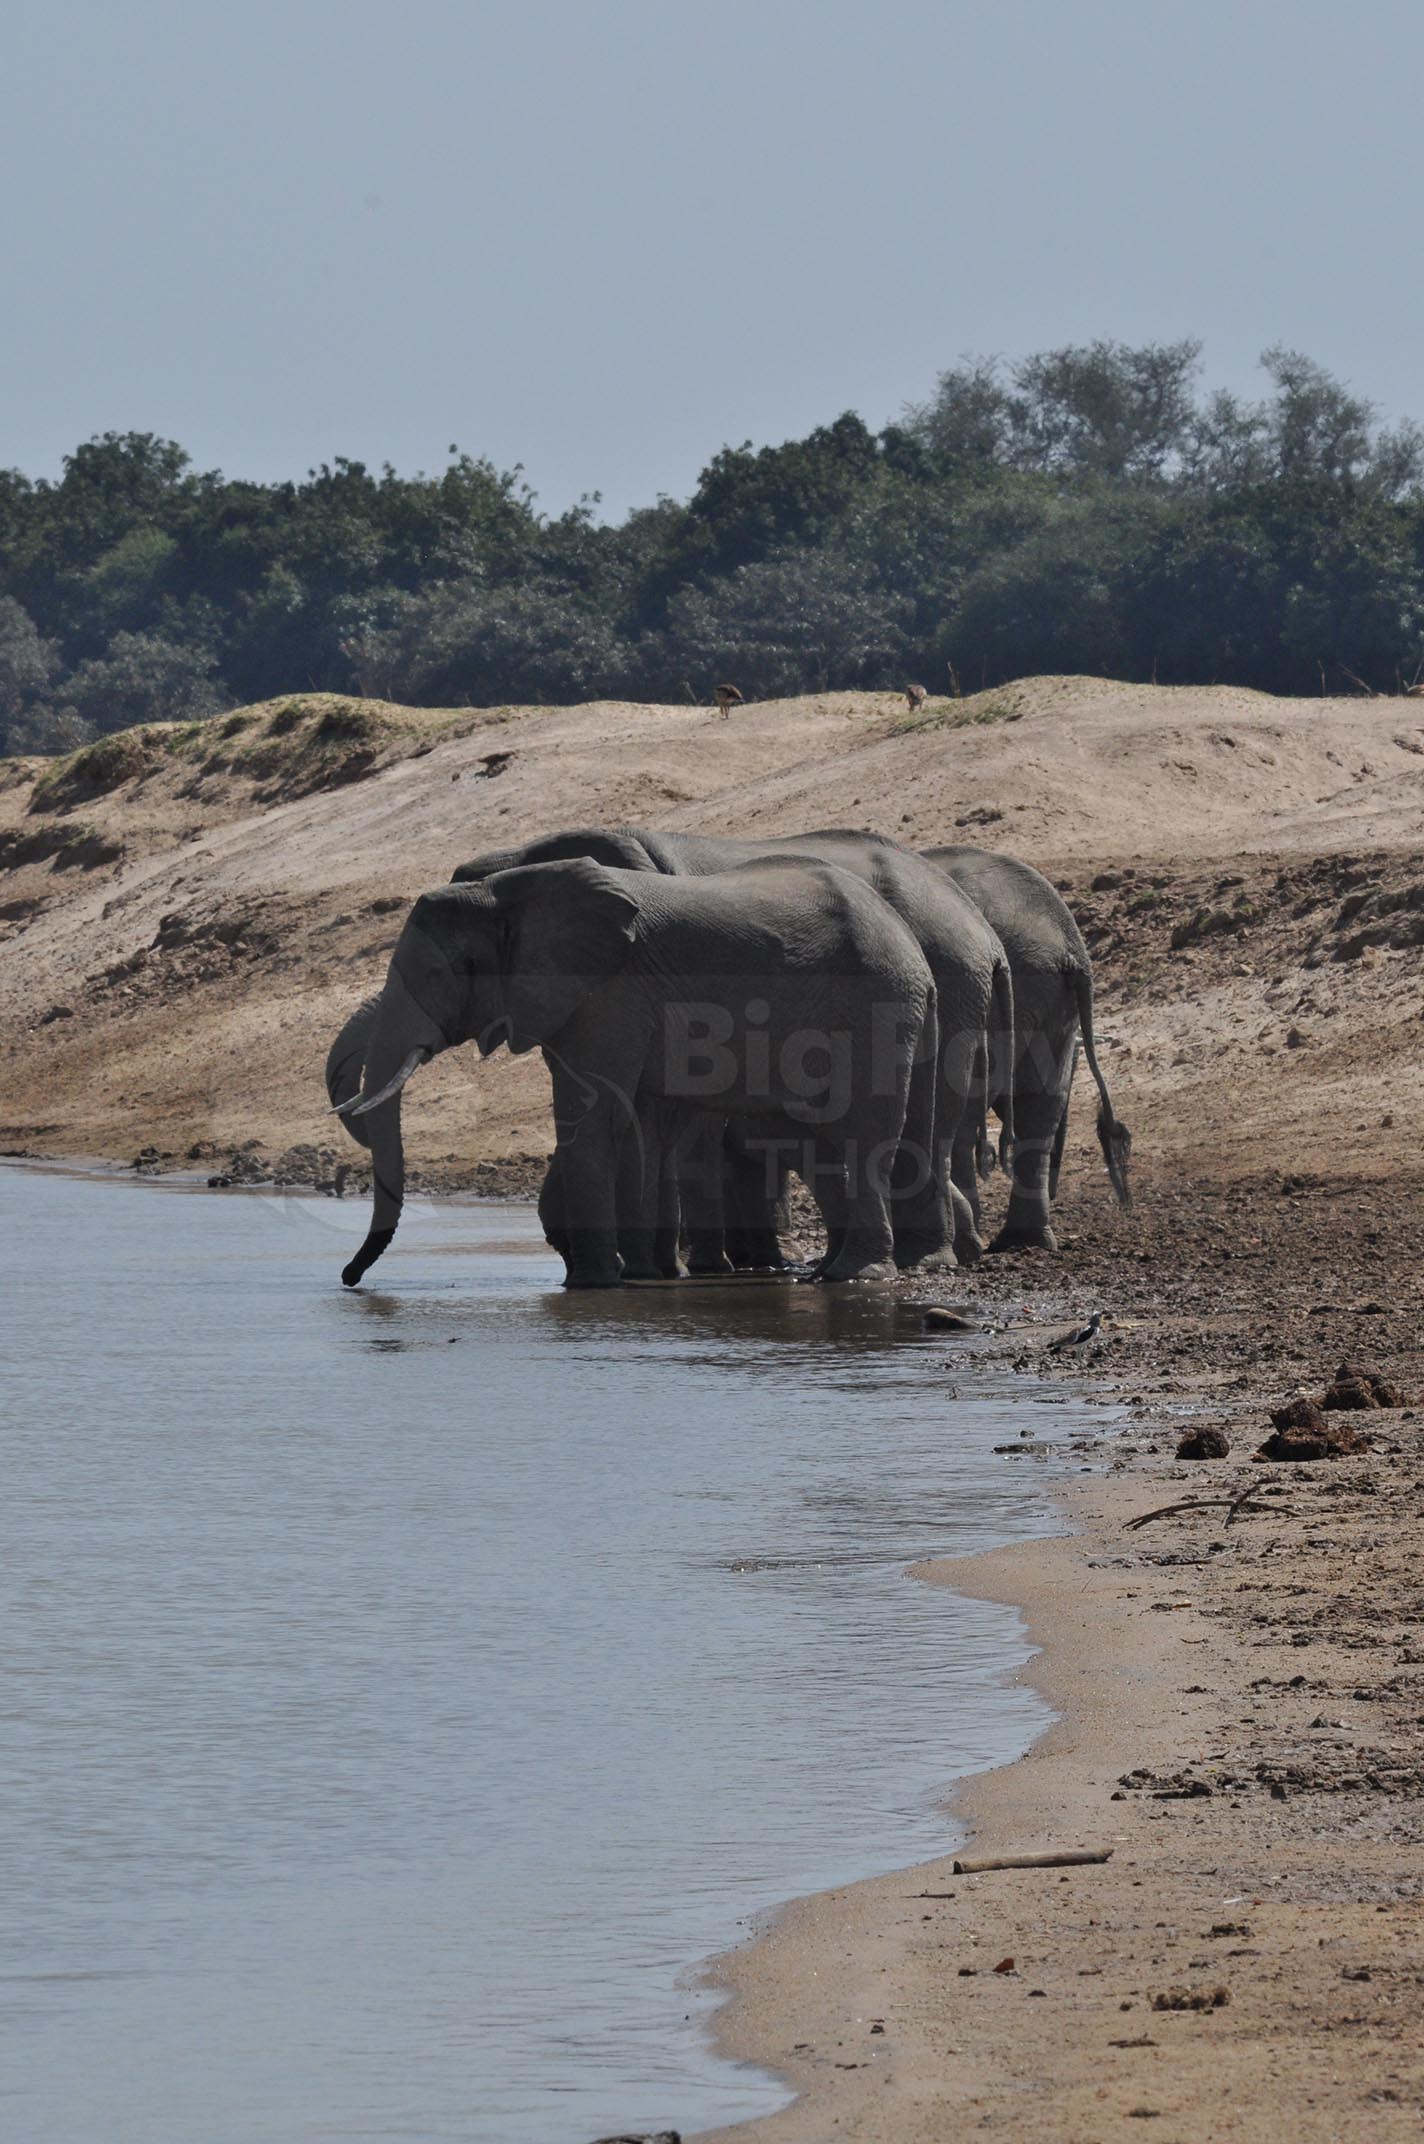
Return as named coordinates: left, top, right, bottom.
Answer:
left=335, top=854, right=942, bottom=1289
left=327, top=824, right=1015, bottom=1277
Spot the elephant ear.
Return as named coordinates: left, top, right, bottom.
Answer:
left=486, top=859, right=641, bottom=1050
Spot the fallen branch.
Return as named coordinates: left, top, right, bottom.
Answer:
left=951, top=1849, right=1113, bottom=1874
left=1225, top=1481, right=1286, bottom=1524
left=1125, top=1491, right=1281, bottom=1532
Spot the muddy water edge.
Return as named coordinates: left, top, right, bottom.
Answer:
left=0, top=1163, right=1116, bottom=2144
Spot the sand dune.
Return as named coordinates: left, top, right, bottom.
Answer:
left=4, top=675, right=1423, bottom=1180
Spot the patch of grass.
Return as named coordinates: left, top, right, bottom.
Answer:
left=0, top=817, right=124, bottom=870
left=160, top=722, right=206, bottom=753
left=889, top=687, right=1028, bottom=736
left=24, top=694, right=490, bottom=817
left=314, top=702, right=384, bottom=744
left=29, top=730, right=162, bottom=811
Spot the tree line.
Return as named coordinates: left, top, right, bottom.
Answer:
left=4, top=339, right=1424, bottom=757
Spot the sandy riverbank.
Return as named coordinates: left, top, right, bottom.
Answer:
left=4, top=677, right=1424, bottom=2133
left=704, top=1164, right=1424, bottom=2141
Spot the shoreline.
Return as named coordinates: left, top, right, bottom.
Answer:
left=699, top=1187, right=1424, bottom=2141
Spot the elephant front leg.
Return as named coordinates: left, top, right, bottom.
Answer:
left=675, top=1112, right=734, bottom=1275
left=538, top=1153, right=574, bottom=1279
left=616, top=1100, right=684, bottom=1280
left=550, top=1073, right=625, bottom=1288
left=723, top=1124, right=790, bottom=1271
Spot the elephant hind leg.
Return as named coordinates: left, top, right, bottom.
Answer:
left=988, top=1084, right=1063, bottom=1252
left=888, top=992, right=961, bottom=1271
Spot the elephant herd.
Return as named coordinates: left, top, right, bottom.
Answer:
left=326, top=826, right=1131, bottom=1290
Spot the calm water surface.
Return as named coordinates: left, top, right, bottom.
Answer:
left=0, top=1165, right=1101, bottom=2143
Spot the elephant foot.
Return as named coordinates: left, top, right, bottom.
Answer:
left=815, top=1256, right=897, bottom=1284
left=988, top=1222, right=1058, bottom=1255
left=563, top=1271, right=624, bottom=1289
left=952, top=1232, right=984, bottom=1269
left=621, top=1261, right=683, bottom=1281
left=686, top=1255, right=735, bottom=1277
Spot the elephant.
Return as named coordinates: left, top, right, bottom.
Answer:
left=921, top=844, right=1131, bottom=1251
left=327, top=823, right=1015, bottom=1272
left=333, top=854, right=942, bottom=1289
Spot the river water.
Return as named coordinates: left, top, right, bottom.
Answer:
left=0, top=1164, right=1100, bottom=2144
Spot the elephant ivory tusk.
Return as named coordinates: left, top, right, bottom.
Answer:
left=334, top=1049, right=428, bottom=1116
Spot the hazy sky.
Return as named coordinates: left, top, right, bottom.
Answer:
left=4, top=0, right=1422, bottom=518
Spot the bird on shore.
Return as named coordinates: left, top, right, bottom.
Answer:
left=714, top=683, right=744, bottom=718
left=904, top=682, right=929, bottom=713
left=1047, top=1310, right=1102, bottom=1352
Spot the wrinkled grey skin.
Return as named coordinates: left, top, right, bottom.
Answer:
left=614, top=829, right=1014, bottom=1269
left=922, top=845, right=1131, bottom=1251
left=451, top=826, right=1012, bottom=1265
left=336, top=854, right=940, bottom=1289
left=329, top=824, right=1013, bottom=1270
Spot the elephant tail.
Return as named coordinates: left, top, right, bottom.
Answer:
left=1074, top=966, right=1132, bottom=1208
left=989, top=952, right=1015, bottom=1176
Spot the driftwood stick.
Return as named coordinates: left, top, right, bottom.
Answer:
left=1125, top=1494, right=1276, bottom=1532
left=1226, top=1482, right=1285, bottom=1525
left=1126, top=1497, right=1239, bottom=1530
left=951, top=1849, right=1113, bottom=1875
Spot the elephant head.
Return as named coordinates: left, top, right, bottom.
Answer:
left=327, top=831, right=664, bottom=1148
left=332, top=860, right=640, bottom=1287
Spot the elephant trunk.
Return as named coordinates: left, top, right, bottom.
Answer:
left=339, top=978, right=447, bottom=1288
left=341, top=1089, right=406, bottom=1286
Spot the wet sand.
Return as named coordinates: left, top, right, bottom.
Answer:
left=705, top=1169, right=1424, bottom=2142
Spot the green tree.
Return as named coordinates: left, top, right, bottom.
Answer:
left=64, top=632, right=228, bottom=734
left=653, top=547, right=911, bottom=700
left=374, top=578, right=633, bottom=705
left=0, top=597, right=62, bottom=753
